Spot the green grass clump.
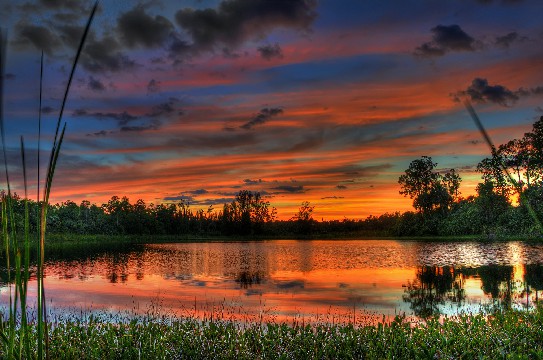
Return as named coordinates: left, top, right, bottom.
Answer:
left=0, top=308, right=541, bottom=359
left=0, top=3, right=98, bottom=359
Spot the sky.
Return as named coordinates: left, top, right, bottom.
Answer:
left=1, top=0, right=542, bottom=220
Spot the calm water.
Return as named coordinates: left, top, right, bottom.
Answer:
left=2, top=239, right=543, bottom=323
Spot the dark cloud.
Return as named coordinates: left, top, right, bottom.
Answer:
left=453, top=78, right=519, bottom=106
left=81, top=36, right=136, bottom=73
left=145, top=98, right=182, bottom=118
left=53, top=12, right=82, bottom=23
left=336, top=185, right=347, bottom=190
left=39, top=0, right=81, bottom=10
left=41, top=106, right=55, bottom=114
left=321, top=196, right=344, bottom=200
left=495, top=32, right=527, bottom=48
left=74, top=110, right=139, bottom=125
left=414, top=24, right=476, bottom=58
left=117, top=6, right=174, bottom=48
left=147, top=79, right=161, bottom=93
left=88, top=76, right=105, bottom=92
left=240, top=108, right=283, bottom=130
left=271, top=185, right=304, bottom=193
left=163, top=194, right=232, bottom=206
left=167, top=33, right=192, bottom=59
left=222, top=47, right=241, bottom=59
left=17, top=0, right=85, bottom=16
left=188, top=189, right=209, bottom=195
left=413, top=43, right=445, bottom=57
left=14, top=23, right=61, bottom=55
left=74, top=99, right=181, bottom=135
left=257, top=43, right=283, bottom=60
left=56, top=24, right=85, bottom=48
left=73, top=109, right=88, bottom=116
left=453, top=78, right=543, bottom=106
left=243, top=178, right=264, bottom=185
left=86, top=130, right=108, bottom=137
left=120, top=120, right=160, bottom=132
left=200, top=197, right=235, bottom=206
left=163, top=194, right=194, bottom=202
left=174, top=0, right=317, bottom=52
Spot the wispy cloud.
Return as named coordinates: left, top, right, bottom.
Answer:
left=240, top=108, right=283, bottom=130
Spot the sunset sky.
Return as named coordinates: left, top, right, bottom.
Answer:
left=1, top=0, right=542, bottom=219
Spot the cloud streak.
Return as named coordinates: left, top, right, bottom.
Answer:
left=240, top=108, right=283, bottom=130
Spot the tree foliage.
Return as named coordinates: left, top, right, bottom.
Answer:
left=399, top=156, right=460, bottom=215
left=477, top=116, right=543, bottom=197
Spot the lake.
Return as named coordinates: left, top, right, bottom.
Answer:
left=2, top=239, right=543, bottom=324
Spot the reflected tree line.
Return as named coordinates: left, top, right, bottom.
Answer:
left=403, top=264, right=543, bottom=317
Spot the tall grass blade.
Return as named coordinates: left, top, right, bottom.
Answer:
left=51, top=1, right=97, bottom=150
left=0, top=28, right=7, bottom=190
left=0, top=30, right=13, bottom=211
left=38, top=3, right=98, bottom=359
left=20, top=136, right=31, bottom=359
left=0, top=27, right=15, bottom=359
left=464, top=100, right=543, bottom=232
left=37, top=51, right=43, bottom=225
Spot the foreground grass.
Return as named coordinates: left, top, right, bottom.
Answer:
left=2, top=308, right=543, bottom=359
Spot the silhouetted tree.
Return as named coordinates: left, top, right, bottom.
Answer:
left=399, top=156, right=461, bottom=218
left=474, top=180, right=510, bottom=236
left=220, top=190, right=276, bottom=235
left=291, top=201, right=315, bottom=235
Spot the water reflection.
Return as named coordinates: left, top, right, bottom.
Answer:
left=525, top=264, right=543, bottom=302
left=233, top=271, right=264, bottom=289
left=1, top=240, right=543, bottom=323
left=403, top=266, right=465, bottom=318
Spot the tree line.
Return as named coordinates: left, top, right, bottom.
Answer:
left=1, top=190, right=321, bottom=237
left=2, top=116, right=543, bottom=239
left=397, top=116, right=543, bottom=237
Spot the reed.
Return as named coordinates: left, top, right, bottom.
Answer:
left=0, top=2, right=97, bottom=359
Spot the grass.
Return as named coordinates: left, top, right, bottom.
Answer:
left=0, top=2, right=97, bottom=359
left=0, top=307, right=540, bottom=359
